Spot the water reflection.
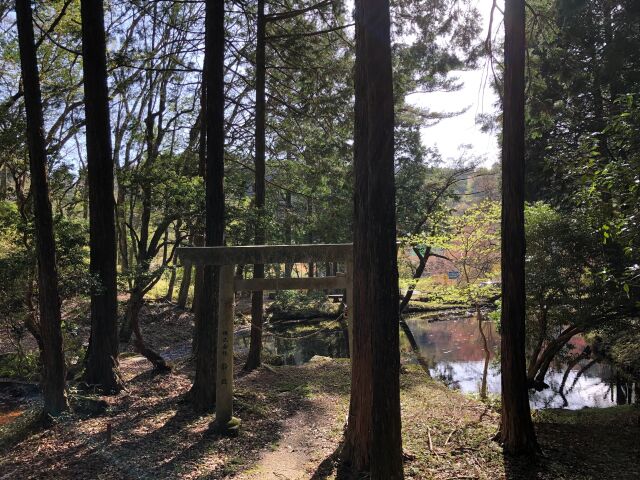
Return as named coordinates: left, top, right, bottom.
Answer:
left=241, top=315, right=629, bottom=409
left=236, top=322, right=349, bottom=365
left=404, top=316, right=619, bottom=409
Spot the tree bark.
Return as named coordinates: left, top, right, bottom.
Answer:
left=307, top=197, right=314, bottom=279
left=120, top=283, right=169, bottom=370
left=177, top=262, right=193, bottom=309
left=477, top=307, right=490, bottom=400
left=190, top=229, right=205, bottom=314
left=284, top=191, right=293, bottom=277
left=115, top=181, right=129, bottom=270
left=191, top=240, right=204, bottom=314
left=559, top=348, right=590, bottom=406
left=125, top=288, right=170, bottom=371
left=528, top=325, right=582, bottom=388
left=499, top=0, right=538, bottom=455
left=399, top=247, right=430, bottom=313
left=189, top=0, right=225, bottom=411
left=399, top=319, right=431, bottom=376
left=569, top=358, right=597, bottom=391
left=341, top=1, right=403, bottom=477
left=15, top=0, right=68, bottom=416
left=0, top=165, right=6, bottom=200
left=80, top=0, right=123, bottom=394
left=245, top=0, right=266, bottom=372
left=526, top=302, right=547, bottom=379
left=165, top=268, right=177, bottom=302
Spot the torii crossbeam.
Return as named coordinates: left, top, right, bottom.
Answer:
left=177, top=243, right=354, bottom=434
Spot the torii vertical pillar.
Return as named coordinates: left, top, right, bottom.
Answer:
left=213, top=264, right=240, bottom=434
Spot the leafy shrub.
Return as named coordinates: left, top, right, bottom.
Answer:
left=268, top=290, right=336, bottom=318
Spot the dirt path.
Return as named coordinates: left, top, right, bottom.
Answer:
left=235, top=393, right=345, bottom=480
left=2, top=337, right=638, bottom=480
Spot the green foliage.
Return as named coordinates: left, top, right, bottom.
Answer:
left=444, top=200, right=501, bottom=302
left=269, top=290, right=332, bottom=315
left=525, top=0, right=640, bottom=204
left=606, top=328, right=640, bottom=380
left=524, top=202, right=635, bottom=366
left=0, top=352, right=39, bottom=380
left=520, top=1, right=640, bottom=375
left=0, top=198, right=89, bottom=378
left=54, top=216, right=90, bottom=296
left=398, top=278, right=469, bottom=305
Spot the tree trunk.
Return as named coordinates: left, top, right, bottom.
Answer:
left=161, top=227, right=169, bottom=264
left=245, top=0, right=266, bottom=372
left=15, top=0, right=68, bottom=416
left=116, top=189, right=129, bottom=270
left=615, top=374, right=627, bottom=405
left=559, top=348, right=590, bottom=406
left=164, top=222, right=182, bottom=303
left=191, top=243, right=204, bottom=313
left=399, top=319, right=431, bottom=376
left=481, top=350, right=490, bottom=401
left=499, top=0, right=538, bottom=455
left=124, top=287, right=169, bottom=371
left=526, top=304, right=547, bottom=379
left=165, top=268, right=177, bottom=302
left=399, top=247, right=429, bottom=313
left=477, top=306, right=490, bottom=400
left=0, top=165, right=6, bottom=200
left=342, top=1, right=403, bottom=477
left=569, top=358, right=597, bottom=391
left=177, top=262, right=193, bottom=309
left=189, top=0, right=225, bottom=412
left=80, top=0, right=123, bottom=394
left=307, top=198, right=315, bottom=279
left=190, top=229, right=205, bottom=313
left=284, top=191, right=293, bottom=277
left=528, top=325, right=582, bottom=388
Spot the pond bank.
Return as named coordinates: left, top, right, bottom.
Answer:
left=1, top=349, right=639, bottom=479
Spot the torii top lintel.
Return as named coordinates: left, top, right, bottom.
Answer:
left=177, top=243, right=353, bottom=266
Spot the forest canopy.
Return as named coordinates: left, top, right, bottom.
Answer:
left=0, top=0, right=639, bottom=479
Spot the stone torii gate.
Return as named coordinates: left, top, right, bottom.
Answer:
left=178, top=243, right=353, bottom=434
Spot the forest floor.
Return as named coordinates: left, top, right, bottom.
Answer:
left=1, top=303, right=639, bottom=480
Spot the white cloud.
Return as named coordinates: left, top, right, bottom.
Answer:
left=406, top=0, right=503, bottom=168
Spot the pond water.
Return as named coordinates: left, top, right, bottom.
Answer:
left=235, top=321, right=350, bottom=365
left=238, top=314, right=629, bottom=409
left=403, top=316, right=620, bottom=409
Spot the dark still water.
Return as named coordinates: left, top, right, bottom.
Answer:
left=235, top=321, right=350, bottom=366
left=237, top=315, right=625, bottom=409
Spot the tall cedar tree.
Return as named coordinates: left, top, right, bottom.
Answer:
left=80, top=0, right=123, bottom=393
left=15, top=0, right=68, bottom=415
left=244, top=0, right=266, bottom=372
left=342, top=0, right=403, bottom=477
left=189, top=0, right=226, bottom=411
left=499, top=0, right=539, bottom=454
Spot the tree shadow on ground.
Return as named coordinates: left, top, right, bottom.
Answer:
left=309, top=442, right=343, bottom=480
left=82, top=367, right=333, bottom=478
left=1, top=355, right=354, bottom=479
left=503, top=408, right=640, bottom=480
left=308, top=443, right=379, bottom=480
